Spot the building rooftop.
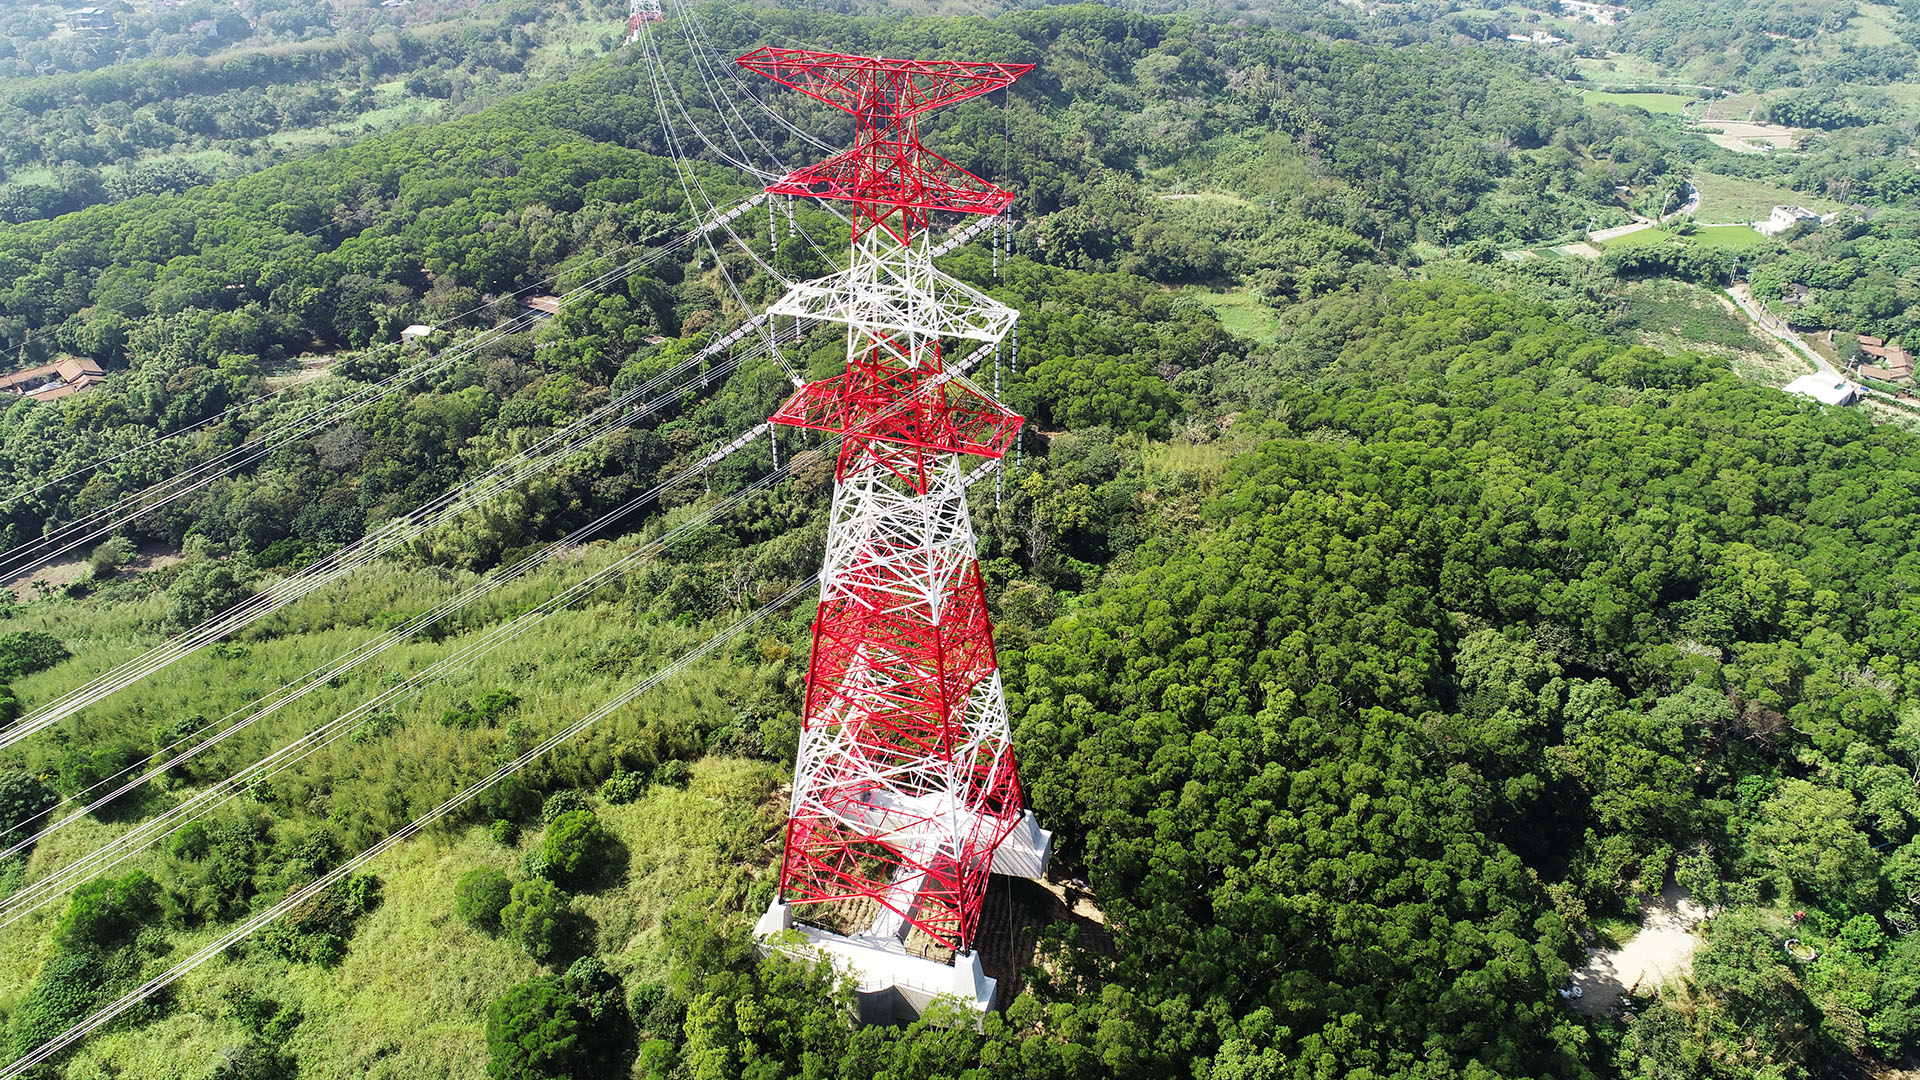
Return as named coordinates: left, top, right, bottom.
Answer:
left=1783, top=373, right=1858, bottom=406
left=1, top=357, right=108, bottom=401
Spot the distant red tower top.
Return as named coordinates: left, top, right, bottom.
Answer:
left=736, top=47, right=1032, bottom=244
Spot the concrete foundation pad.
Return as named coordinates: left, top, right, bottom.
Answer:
left=756, top=901, right=996, bottom=1023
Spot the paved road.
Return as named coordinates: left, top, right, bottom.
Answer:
left=1725, top=282, right=1836, bottom=375
left=1589, top=220, right=1653, bottom=244
left=1662, top=181, right=1701, bottom=224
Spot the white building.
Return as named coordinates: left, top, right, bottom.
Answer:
left=1783, top=373, right=1858, bottom=406
left=1558, top=0, right=1629, bottom=24
left=1755, top=205, right=1820, bottom=238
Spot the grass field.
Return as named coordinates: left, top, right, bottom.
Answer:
left=1694, top=93, right=1766, bottom=123
left=1692, top=224, right=1773, bottom=250
left=1849, top=2, right=1903, bottom=46
left=1599, top=224, right=1772, bottom=252
left=1195, top=289, right=1283, bottom=344
left=1870, top=80, right=1920, bottom=117
left=2, top=165, right=57, bottom=186
left=1569, top=54, right=1673, bottom=87
left=1694, top=171, right=1838, bottom=222
left=20, top=759, right=783, bottom=1080
left=1611, top=279, right=1806, bottom=384
left=1581, top=90, right=1693, bottom=114
left=1600, top=227, right=1671, bottom=250
left=0, top=524, right=798, bottom=1077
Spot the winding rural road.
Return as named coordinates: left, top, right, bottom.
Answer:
left=1724, top=282, right=1838, bottom=376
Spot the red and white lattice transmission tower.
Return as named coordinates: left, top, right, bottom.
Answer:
left=743, top=47, right=1052, bottom=1018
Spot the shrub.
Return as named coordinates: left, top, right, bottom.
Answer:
left=167, top=815, right=269, bottom=925
left=164, top=559, right=254, bottom=630
left=521, top=849, right=551, bottom=880
left=88, top=536, right=135, bottom=579
left=256, top=875, right=382, bottom=966
left=0, top=683, right=17, bottom=727
left=53, top=740, right=147, bottom=798
left=54, top=870, right=160, bottom=955
left=540, top=789, right=589, bottom=824
left=0, top=771, right=57, bottom=850
left=0, top=630, right=69, bottom=680
left=653, top=760, right=691, bottom=788
left=477, top=776, right=539, bottom=825
left=443, top=689, right=522, bottom=729
left=456, top=867, right=514, bottom=932
left=500, top=878, right=572, bottom=963
left=541, top=810, right=610, bottom=888
left=600, top=771, right=646, bottom=804
left=490, top=818, right=521, bottom=846
left=347, top=711, right=400, bottom=745
left=561, top=957, right=636, bottom=1071
left=167, top=821, right=210, bottom=861
left=151, top=713, right=204, bottom=753
left=4, top=953, right=107, bottom=1058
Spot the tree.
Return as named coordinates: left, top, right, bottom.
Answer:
left=487, top=977, right=592, bottom=1080
left=483, top=959, right=636, bottom=1080
left=53, top=870, right=159, bottom=955
left=500, top=878, right=572, bottom=964
left=1749, top=780, right=1882, bottom=913
left=541, top=810, right=609, bottom=890
left=87, top=536, right=135, bottom=579
left=0, top=630, right=69, bottom=680
left=456, top=867, right=513, bottom=932
left=164, top=559, right=254, bottom=630
left=0, top=771, right=57, bottom=851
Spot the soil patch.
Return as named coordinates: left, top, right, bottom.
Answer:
left=1568, top=883, right=1707, bottom=1017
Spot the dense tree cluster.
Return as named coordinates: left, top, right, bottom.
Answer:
left=1747, top=208, right=1920, bottom=342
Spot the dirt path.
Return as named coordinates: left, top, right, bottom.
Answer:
left=1568, top=884, right=1707, bottom=1017
left=1712, top=288, right=1816, bottom=383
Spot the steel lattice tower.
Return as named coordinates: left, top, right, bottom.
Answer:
left=744, top=48, right=1051, bottom=1015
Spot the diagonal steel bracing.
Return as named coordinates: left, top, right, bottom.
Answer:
left=742, top=48, right=1045, bottom=961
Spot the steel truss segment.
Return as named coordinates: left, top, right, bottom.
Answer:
left=767, top=234, right=1017, bottom=346
left=767, top=143, right=1015, bottom=224
left=747, top=46, right=1035, bottom=956
left=770, top=375, right=1021, bottom=465
left=735, top=48, right=1032, bottom=120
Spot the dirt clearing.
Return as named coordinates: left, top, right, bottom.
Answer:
left=1568, top=884, right=1708, bottom=1017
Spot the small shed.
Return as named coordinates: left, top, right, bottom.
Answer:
left=399, top=324, right=434, bottom=341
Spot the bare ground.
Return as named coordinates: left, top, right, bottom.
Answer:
left=1568, top=883, right=1707, bottom=1017
left=7, top=543, right=183, bottom=601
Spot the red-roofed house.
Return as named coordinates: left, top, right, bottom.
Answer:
left=1859, top=336, right=1913, bottom=378
left=0, top=358, right=107, bottom=402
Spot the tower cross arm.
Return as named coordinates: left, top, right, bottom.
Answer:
left=736, top=48, right=1032, bottom=119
